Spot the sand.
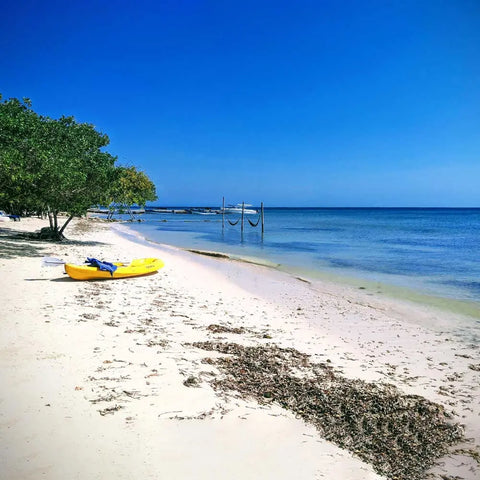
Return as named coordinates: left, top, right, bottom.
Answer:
left=0, top=216, right=479, bottom=480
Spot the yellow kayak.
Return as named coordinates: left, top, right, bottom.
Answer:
left=64, top=258, right=164, bottom=280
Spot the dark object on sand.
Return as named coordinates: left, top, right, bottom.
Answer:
left=193, top=341, right=464, bottom=480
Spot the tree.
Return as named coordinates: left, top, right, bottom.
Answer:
left=0, top=94, right=118, bottom=239
left=36, top=115, right=117, bottom=237
left=0, top=96, right=44, bottom=214
left=107, top=166, right=157, bottom=220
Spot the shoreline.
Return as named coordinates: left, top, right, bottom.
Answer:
left=113, top=221, right=480, bottom=323
left=111, top=209, right=480, bottom=312
left=1, top=217, right=479, bottom=479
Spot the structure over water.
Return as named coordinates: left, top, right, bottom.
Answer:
left=145, top=198, right=266, bottom=234
left=218, top=198, right=264, bottom=234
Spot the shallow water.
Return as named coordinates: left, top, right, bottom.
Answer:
left=114, top=208, right=480, bottom=309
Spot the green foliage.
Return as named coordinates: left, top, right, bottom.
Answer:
left=0, top=96, right=45, bottom=213
left=0, top=94, right=156, bottom=239
left=35, top=115, right=117, bottom=217
left=111, top=166, right=157, bottom=206
left=107, top=166, right=157, bottom=219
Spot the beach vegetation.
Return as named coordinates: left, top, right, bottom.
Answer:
left=0, top=96, right=44, bottom=215
left=0, top=94, right=156, bottom=240
left=107, top=166, right=157, bottom=220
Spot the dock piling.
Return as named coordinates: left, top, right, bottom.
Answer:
left=261, top=202, right=264, bottom=234
left=241, top=201, right=245, bottom=233
left=222, top=196, right=225, bottom=231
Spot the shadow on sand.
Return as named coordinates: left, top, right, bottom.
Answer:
left=0, top=225, right=108, bottom=260
left=48, top=271, right=159, bottom=282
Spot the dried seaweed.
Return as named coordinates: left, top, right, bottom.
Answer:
left=207, top=324, right=245, bottom=334
left=192, top=341, right=464, bottom=480
left=98, top=404, right=123, bottom=416
left=183, top=375, right=200, bottom=387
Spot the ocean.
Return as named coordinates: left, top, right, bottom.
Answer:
left=114, top=208, right=480, bottom=315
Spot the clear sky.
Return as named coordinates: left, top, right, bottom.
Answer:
left=1, top=0, right=479, bottom=207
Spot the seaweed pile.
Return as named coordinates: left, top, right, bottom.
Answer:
left=193, top=341, right=464, bottom=480
left=207, top=324, right=245, bottom=334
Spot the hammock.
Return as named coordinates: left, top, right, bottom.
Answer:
left=227, top=218, right=240, bottom=226
left=247, top=216, right=261, bottom=227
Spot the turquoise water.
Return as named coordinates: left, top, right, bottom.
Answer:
left=119, top=208, right=480, bottom=305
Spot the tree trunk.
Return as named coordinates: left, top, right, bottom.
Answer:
left=48, top=209, right=54, bottom=229
left=58, top=214, right=75, bottom=237
left=41, top=208, right=66, bottom=241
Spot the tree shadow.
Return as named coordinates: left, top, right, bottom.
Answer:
left=0, top=237, right=49, bottom=259
left=62, top=239, right=109, bottom=247
left=0, top=225, right=108, bottom=259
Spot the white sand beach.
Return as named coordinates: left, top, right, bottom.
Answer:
left=0, top=217, right=479, bottom=480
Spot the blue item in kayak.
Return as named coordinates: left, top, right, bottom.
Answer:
left=85, top=257, right=118, bottom=276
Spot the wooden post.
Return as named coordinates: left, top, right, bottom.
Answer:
left=222, top=196, right=225, bottom=230
left=241, top=201, right=245, bottom=233
left=261, top=202, right=264, bottom=234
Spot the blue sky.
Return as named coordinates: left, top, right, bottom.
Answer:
left=1, top=0, right=479, bottom=206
